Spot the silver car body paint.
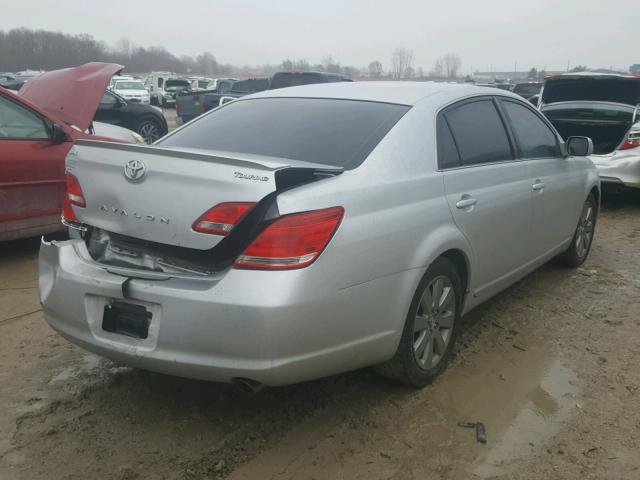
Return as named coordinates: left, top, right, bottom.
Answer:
left=39, top=82, right=600, bottom=386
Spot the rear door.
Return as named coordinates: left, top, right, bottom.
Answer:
left=0, top=93, right=70, bottom=239
left=499, top=98, right=584, bottom=256
left=439, top=97, right=532, bottom=298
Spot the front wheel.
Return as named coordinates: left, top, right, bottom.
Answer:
left=558, top=193, right=597, bottom=268
left=376, top=257, right=462, bottom=388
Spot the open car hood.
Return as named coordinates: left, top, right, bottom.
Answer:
left=19, top=63, right=123, bottom=131
left=542, top=74, right=640, bottom=107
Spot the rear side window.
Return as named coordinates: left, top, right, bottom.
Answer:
left=436, top=115, right=461, bottom=169
left=159, top=98, right=409, bottom=169
left=501, top=100, right=561, bottom=158
left=445, top=99, right=513, bottom=166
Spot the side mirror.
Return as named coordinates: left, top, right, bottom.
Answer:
left=50, top=123, right=69, bottom=144
left=566, top=136, right=594, bottom=156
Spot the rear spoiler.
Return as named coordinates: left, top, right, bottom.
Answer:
left=71, top=139, right=344, bottom=175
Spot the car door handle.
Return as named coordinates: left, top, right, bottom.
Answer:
left=455, top=197, right=477, bottom=209
left=532, top=180, right=545, bottom=191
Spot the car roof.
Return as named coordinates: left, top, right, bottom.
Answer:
left=247, top=81, right=523, bottom=106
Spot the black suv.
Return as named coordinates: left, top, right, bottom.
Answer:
left=95, top=91, right=169, bottom=143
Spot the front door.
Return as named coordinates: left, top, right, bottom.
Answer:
left=0, top=94, right=70, bottom=239
left=498, top=98, right=584, bottom=257
left=437, top=98, right=532, bottom=300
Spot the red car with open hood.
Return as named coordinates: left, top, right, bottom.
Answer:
left=0, top=63, right=124, bottom=241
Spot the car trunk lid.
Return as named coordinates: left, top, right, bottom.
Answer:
left=66, top=140, right=340, bottom=251
left=541, top=75, right=640, bottom=154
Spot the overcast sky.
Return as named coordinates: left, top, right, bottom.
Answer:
left=2, top=0, right=637, bottom=72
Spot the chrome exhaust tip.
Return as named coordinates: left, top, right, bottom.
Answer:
left=232, top=377, right=265, bottom=394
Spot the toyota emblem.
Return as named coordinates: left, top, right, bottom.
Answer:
left=124, top=159, right=146, bottom=182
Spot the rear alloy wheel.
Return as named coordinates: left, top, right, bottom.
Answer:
left=413, top=276, right=456, bottom=370
left=137, top=119, right=161, bottom=144
left=558, top=193, right=597, bottom=268
left=376, top=257, right=462, bottom=387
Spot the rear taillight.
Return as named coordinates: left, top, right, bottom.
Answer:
left=192, top=202, right=256, bottom=236
left=620, top=130, right=640, bottom=150
left=62, top=173, right=86, bottom=222
left=234, top=207, right=344, bottom=270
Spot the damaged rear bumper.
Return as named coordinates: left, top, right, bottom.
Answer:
left=592, top=150, right=640, bottom=190
left=39, top=238, right=401, bottom=386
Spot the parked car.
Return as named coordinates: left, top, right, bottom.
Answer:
left=176, top=71, right=352, bottom=123
left=0, top=73, right=16, bottom=88
left=40, top=82, right=599, bottom=389
left=0, top=63, right=131, bottom=242
left=158, top=78, right=191, bottom=107
left=512, top=82, right=542, bottom=100
left=109, top=75, right=134, bottom=88
left=187, top=77, right=214, bottom=90
left=95, top=90, right=168, bottom=143
left=0, top=70, right=41, bottom=90
left=176, top=77, right=266, bottom=123
left=143, top=71, right=173, bottom=105
left=111, top=79, right=151, bottom=105
left=540, top=73, right=640, bottom=192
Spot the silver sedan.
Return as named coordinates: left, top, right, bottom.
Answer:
left=39, top=82, right=600, bottom=388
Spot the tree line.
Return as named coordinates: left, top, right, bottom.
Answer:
left=0, top=28, right=464, bottom=80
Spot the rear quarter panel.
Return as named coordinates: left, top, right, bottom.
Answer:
left=275, top=100, right=472, bottom=352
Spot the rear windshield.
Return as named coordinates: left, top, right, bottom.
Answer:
left=115, top=81, right=145, bottom=90
left=543, top=77, right=640, bottom=105
left=159, top=98, right=409, bottom=169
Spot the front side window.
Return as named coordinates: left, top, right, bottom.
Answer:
left=501, top=100, right=561, bottom=158
left=159, top=98, right=410, bottom=169
left=0, top=95, right=49, bottom=140
left=444, top=99, right=513, bottom=166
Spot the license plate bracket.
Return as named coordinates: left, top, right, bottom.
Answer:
left=102, top=301, right=151, bottom=339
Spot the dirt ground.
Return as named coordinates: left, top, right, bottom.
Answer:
left=1, top=193, right=639, bottom=480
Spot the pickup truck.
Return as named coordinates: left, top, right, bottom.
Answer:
left=175, top=78, right=237, bottom=123
left=175, top=72, right=352, bottom=123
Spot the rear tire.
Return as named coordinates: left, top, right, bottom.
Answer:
left=376, top=257, right=462, bottom=388
left=558, top=193, right=597, bottom=268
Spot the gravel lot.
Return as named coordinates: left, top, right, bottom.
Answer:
left=1, top=194, right=639, bottom=480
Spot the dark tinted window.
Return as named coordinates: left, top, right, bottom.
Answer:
left=436, top=115, right=461, bottom=169
left=159, top=98, right=409, bottom=169
left=502, top=101, right=561, bottom=158
left=445, top=99, right=513, bottom=166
